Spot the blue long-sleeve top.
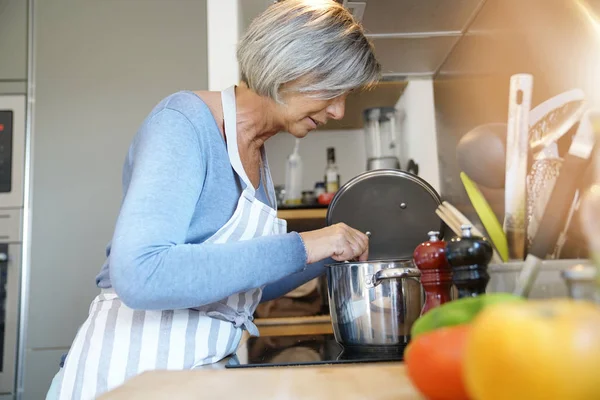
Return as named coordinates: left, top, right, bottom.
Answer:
left=95, top=91, right=329, bottom=309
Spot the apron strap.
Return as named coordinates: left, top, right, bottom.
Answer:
left=221, top=85, right=255, bottom=194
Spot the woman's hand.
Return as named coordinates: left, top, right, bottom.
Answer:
left=299, top=223, right=369, bottom=264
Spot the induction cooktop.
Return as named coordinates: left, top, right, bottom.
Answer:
left=225, top=334, right=407, bottom=368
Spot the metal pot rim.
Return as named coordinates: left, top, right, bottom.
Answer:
left=325, top=258, right=415, bottom=268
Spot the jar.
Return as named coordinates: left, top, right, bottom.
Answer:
left=302, top=190, right=316, bottom=205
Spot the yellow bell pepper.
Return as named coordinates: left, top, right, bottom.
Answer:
left=463, top=299, right=600, bottom=400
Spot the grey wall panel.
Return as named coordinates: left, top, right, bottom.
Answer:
left=0, top=0, right=27, bottom=81
left=0, top=82, right=26, bottom=96
left=25, top=0, right=208, bottom=396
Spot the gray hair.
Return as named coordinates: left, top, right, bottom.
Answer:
left=237, top=0, right=381, bottom=103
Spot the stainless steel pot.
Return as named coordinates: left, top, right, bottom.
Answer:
left=326, top=260, right=422, bottom=349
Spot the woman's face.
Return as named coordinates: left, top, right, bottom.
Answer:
left=277, top=90, right=348, bottom=138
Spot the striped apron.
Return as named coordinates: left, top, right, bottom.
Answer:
left=50, top=86, right=287, bottom=400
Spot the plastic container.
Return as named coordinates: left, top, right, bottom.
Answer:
left=284, top=139, right=303, bottom=205
left=486, top=259, right=592, bottom=299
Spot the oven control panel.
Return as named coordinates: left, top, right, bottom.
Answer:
left=0, top=111, right=13, bottom=194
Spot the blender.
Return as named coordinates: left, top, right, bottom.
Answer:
left=363, top=107, right=401, bottom=171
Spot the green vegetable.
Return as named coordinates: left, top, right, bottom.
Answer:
left=411, top=293, right=524, bottom=339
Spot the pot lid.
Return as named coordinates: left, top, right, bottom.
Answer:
left=326, top=169, right=443, bottom=261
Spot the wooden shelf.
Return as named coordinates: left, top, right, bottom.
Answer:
left=277, top=208, right=327, bottom=221
left=255, top=315, right=331, bottom=326
left=254, top=315, right=333, bottom=336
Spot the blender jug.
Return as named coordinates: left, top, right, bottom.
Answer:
left=363, top=107, right=401, bottom=170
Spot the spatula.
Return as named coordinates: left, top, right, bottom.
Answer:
left=460, top=172, right=509, bottom=262
left=503, top=74, right=533, bottom=260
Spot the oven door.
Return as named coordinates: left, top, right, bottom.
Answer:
left=0, top=243, right=20, bottom=394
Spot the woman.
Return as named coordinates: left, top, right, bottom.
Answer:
left=47, top=0, right=380, bottom=398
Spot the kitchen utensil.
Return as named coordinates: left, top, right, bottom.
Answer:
left=514, top=109, right=598, bottom=297
left=324, top=170, right=443, bottom=348
left=326, top=169, right=443, bottom=261
left=455, top=90, right=586, bottom=194
left=413, top=231, right=452, bottom=315
left=526, top=89, right=586, bottom=245
left=436, top=201, right=503, bottom=264
left=529, top=88, right=587, bottom=153
left=504, top=73, right=534, bottom=260
left=363, top=107, right=401, bottom=171
left=325, top=260, right=422, bottom=348
left=435, top=207, right=461, bottom=237
left=456, top=123, right=507, bottom=189
left=526, top=149, right=563, bottom=245
left=460, top=172, right=509, bottom=262
left=553, top=190, right=581, bottom=259
left=446, top=225, right=494, bottom=298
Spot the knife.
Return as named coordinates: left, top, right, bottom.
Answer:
left=514, top=108, right=599, bottom=297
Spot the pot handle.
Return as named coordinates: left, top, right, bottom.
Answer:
left=366, top=267, right=421, bottom=288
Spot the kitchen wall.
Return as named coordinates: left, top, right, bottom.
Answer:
left=396, top=78, right=441, bottom=193
left=23, top=1, right=208, bottom=399
left=434, top=0, right=600, bottom=250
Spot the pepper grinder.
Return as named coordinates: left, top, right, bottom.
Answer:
left=413, top=231, right=453, bottom=315
left=445, top=224, right=494, bottom=298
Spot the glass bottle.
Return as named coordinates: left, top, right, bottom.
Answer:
left=324, top=147, right=340, bottom=193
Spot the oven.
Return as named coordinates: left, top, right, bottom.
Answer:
left=0, top=95, right=26, bottom=396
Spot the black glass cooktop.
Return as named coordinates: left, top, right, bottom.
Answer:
left=225, top=334, right=406, bottom=368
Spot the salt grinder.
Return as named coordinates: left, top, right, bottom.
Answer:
left=413, top=231, right=453, bottom=315
left=445, top=225, right=493, bottom=298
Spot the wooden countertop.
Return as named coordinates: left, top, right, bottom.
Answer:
left=100, top=363, right=421, bottom=400
left=99, top=317, right=423, bottom=400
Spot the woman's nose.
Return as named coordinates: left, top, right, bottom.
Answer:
left=326, top=97, right=346, bottom=120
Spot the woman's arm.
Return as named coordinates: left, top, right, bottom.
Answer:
left=109, top=107, right=307, bottom=310
left=260, top=258, right=333, bottom=302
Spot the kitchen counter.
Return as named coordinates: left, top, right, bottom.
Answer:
left=99, top=318, right=423, bottom=400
